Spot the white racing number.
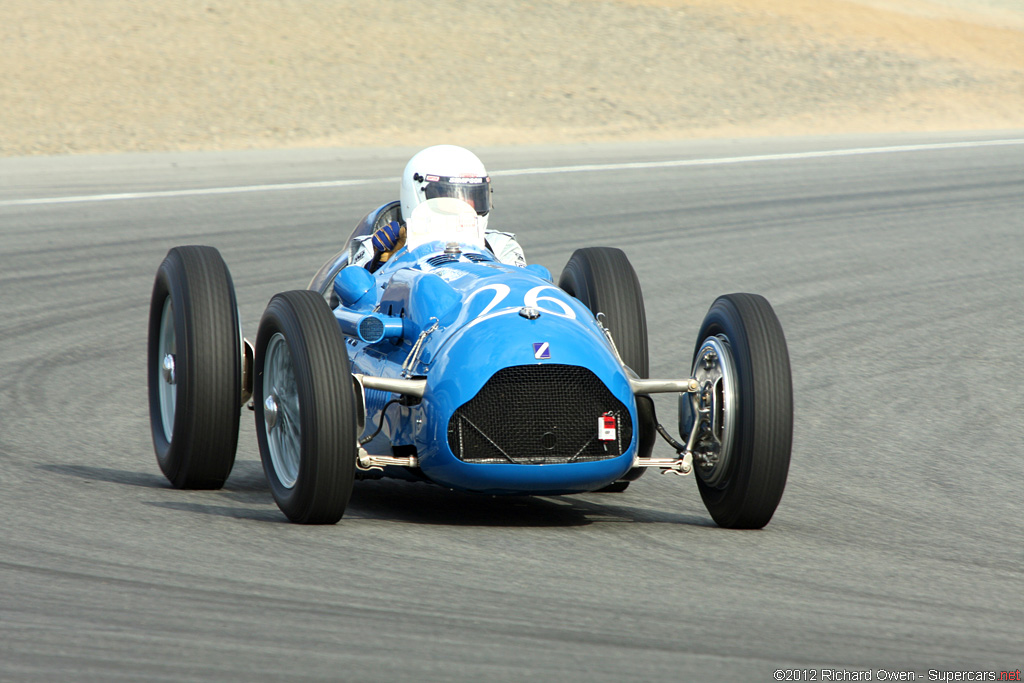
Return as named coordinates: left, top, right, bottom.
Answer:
left=465, top=284, right=577, bottom=325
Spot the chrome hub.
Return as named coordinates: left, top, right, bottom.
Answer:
left=689, top=335, right=737, bottom=488
left=264, top=394, right=279, bottom=430
left=161, top=354, right=176, bottom=385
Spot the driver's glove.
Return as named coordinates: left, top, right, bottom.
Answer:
left=372, top=221, right=402, bottom=254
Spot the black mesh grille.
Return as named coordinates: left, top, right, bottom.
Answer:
left=358, top=316, right=384, bottom=342
left=447, top=364, right=632, bottom=465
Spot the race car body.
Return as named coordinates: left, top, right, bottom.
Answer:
left=334, top=210, right=638, bottom=494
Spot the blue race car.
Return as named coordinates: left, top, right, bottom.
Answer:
left=147, top=197, right=793, bottom=528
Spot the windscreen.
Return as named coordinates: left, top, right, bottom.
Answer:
left=405, top=197, right=486, bottom=251
left=422, top=175, right=491, bottom=215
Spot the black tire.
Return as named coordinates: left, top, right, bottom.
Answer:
left=147, top=245, right=241, bottom=489
left=690, top=293, right=792, bottom=529
left=559, top=247, right=656, bottom=486
left=254, top=290, right=357, bottom=524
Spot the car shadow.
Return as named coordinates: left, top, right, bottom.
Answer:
left=42, top=459, right=269, bottom=493
left=347, top=480, right=592, bottom=527
left=345, top=479, right=713, bottom=528
left=41, top=463, right=170, bottom=488
left=43, top=462, right=712, bottom=528
left=142, top=500, right=287, bottom=523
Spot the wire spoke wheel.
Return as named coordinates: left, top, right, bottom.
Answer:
left=255, top=290, right=357, bottom=524
left=157, top=297, right=177, bottom=444
left=264, top=332, right=302, bottom=489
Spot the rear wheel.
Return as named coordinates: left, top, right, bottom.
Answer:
left=255, top=290, right=357, bottom=524
left=147, top=246, right=241, bottom=489
left=559, top=247, right=655, bottom=490
left=686, top=293, right=792, bottom=529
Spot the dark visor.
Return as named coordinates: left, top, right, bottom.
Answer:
left=422, top=175, right=491, bottom=215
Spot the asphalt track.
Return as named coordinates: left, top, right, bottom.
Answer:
left=1, top=133, right=1022, bottom=681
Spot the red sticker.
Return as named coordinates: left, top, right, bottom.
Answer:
left=598, top=414, right=616, bottom=441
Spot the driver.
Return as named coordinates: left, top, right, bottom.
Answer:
left=350, top=145, right=526, bottom=271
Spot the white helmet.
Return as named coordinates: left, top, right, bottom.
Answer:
left=400, top=145, right=492, bottom=231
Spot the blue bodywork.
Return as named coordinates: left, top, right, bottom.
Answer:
left=333, top=203, right=637, bottom=495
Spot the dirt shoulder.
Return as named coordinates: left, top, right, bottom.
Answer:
left=1, top=0, right=1022, bottom=157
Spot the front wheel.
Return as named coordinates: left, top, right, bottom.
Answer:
left=685, top=293, right=792, bottom=529
left=255, top=290, right=357, bottom=524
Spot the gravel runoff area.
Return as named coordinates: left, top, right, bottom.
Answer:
left=1, top=0, right=1023, bottom=157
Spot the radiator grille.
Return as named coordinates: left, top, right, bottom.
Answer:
left=447, top=364, right=632, bottom=464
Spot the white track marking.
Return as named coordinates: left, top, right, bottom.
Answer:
left=0, top=177, right=399, bottom=208
left=3, top=138, right=1023, bottom=208
left=491, top=138, right=1024, bottom=177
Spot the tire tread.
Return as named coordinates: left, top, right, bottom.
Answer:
left=148, top=245, right=241, bottom=489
